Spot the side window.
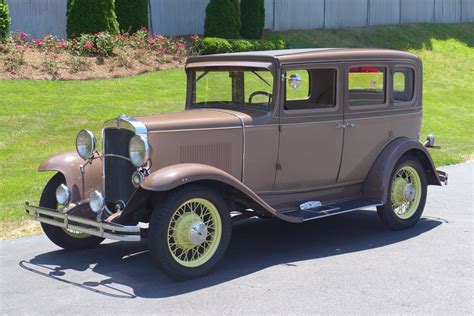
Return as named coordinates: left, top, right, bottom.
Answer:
left=285, top=69, right=337, bottom=110
left=348, top=66, right=386, bottom=106
left=393, top=68, right=415, bottom=103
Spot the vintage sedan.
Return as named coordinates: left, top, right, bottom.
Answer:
left=25, top=49, right=447, bottom=279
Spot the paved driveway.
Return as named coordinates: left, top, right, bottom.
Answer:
left=1, top=162, right=473, bottom=314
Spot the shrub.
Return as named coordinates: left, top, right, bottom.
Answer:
left=240, top=0, right=265, bottom=39
left=115, top=0, right=149, bottom=33
left=194, top=37, right=232, bottom=55
left=0, top=0, right=11, bottom=41
left=194, top=37, right=289, bottom=55
left=67, top=0, right=120, bottom=38
left=204, top=0, right=240, bottom=39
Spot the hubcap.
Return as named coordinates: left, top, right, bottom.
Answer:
left=167, top=198, right=222, bottom=268
left=391, top=166, right=422, bottom=219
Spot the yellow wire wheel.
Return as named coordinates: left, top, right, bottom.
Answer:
left=166, top=198, right=223, bottom=268
left=390, top=166, right=422, bottom=219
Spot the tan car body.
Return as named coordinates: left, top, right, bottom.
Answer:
left=37, top=49, right=443, bottom=224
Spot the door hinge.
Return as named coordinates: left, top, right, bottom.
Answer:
left=276, top=163, right=282, bottom=171
left=278, top=125, right=282, bottom=132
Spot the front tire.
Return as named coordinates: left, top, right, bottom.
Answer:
left=40, top=173, right=104, bottom=250
left=148, top=185, right=232, bottom=280
left=377, top=156, right=427, bottom=230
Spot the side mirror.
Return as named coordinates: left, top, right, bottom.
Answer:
left=288, top=73, right=302, bottom=89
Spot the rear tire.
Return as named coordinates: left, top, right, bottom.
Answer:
left=377, top=156, right=427, bottom=230
left=148, top=185, right=232, bottom=280
left=40, top=173, right=104, bottom=250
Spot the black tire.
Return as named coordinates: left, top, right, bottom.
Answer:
left=148, top=185, right=232, bottom=280
left=40, top=173, right=104, bottom=250
left=377, top=156, right=428, bottom=230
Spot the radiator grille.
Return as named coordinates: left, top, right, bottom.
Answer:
left=180, top=143, right=232, bottom=173
left=103, top=128, right=136, bottom=204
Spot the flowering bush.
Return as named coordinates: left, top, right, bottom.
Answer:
left=0, top=29, right=200, bottom=78
left=1, top=29, right=198, bottom=58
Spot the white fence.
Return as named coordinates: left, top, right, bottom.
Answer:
left=6, top=0, right=474, bottom=38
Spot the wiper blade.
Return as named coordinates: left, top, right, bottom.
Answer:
left=193, top=71, right=209, bottom=85
left=252, top=71, right=271, bottom=87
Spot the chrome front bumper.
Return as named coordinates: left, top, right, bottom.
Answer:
left=25, top=202, right=141, bottom=242
left=437, top=169, right=448, bottom=185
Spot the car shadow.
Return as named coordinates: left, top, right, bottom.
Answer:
left=19, top=210, right=445, bottom=299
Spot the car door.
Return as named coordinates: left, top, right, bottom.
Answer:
left=274, top=65, right=344, bottom=191
left=338, top=63, right=393, bottom=183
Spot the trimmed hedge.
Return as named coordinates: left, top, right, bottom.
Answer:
left=115, top=0, right=149, bottom=33
left=194, top=37, right=289, bottom=55
left=240, top=0, right=265, bottom=39
left=204, top=0, right=240, bottom=39
left=0, top=0, right=10, bottom=41
left=67, top=0, right=120, bottom=38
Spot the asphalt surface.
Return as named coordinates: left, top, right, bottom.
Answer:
left=1, top=162, right=473, bottom=315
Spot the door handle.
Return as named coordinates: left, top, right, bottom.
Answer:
left=346, top=123, right=360, bottom=128
left=336, top=123, right=346, bottom=129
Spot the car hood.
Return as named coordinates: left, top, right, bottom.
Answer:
left=136, top=109, right=253, bottom=132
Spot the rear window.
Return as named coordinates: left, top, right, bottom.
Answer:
left=393, top=68, right=415, bottom=103
left=348, top=66, right=386, bottom=106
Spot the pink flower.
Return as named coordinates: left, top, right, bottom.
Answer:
left=20, top=32, right=28, bottom=40
left=57, top=41, right=68, bottom=49
left=176, top=41, right=186, bottom=49
left=85, top=42, right=94, bottom=50
left=9, top=71, right=17, bottom=76
left=119, top=35, right=126, bottom=42
left=147, top=36, right=155, bottom=46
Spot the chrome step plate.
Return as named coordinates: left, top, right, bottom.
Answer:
left=282, top=199, right=383, bottom=222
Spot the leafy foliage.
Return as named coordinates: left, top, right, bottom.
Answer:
left=194, top=37, right=288, bottom=55
left=67, top=0, right=120, bottom=38
left=0, top=0, right=11, bottom=41
left=115, top=0, right=149, bottom=33
left=204, top=0, right=240, bottom=39
left=240, top=0, right=265, bottom=39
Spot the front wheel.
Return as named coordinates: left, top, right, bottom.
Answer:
left=377, top=156, right=427, bottom=230
left=40, top=173, right=104, bottom=250
left=148, top=185, right=232, bottom=280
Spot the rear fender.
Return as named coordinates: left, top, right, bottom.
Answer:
left=362, top=137, right=441, bottom=202
left=141, top=163, right=300, bottom=223
left=38, top=151, right=103, bottom=202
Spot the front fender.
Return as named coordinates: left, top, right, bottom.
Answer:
left=362, top=137, right=441, bottom=202
left=141, top=163, right=300, bottom=223
left=38, top=151, right=103, bottom=202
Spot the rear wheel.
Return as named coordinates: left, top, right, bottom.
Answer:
left=148, top=185, right=231, bottom=280
left=377, top=156, right=427, bottom=230
left=40, top=173, right=104, bottom=250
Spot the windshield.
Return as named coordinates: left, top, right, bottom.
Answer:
left=191, top=68, right=274, bottom=111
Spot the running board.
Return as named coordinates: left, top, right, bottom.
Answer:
left=281, top=199, right=383, bottom=222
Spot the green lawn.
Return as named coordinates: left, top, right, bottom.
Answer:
left=1, top=23, right=473, bottom=223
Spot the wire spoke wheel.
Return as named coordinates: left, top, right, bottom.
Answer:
left=167, top=198, right=222, bottom=268
left=390, top=166, right=422, bottom=220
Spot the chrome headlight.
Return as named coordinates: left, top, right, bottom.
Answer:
left=76, top=129, right=96, bottom=160
left=55, top=184, right=70, bottom=206
left=129, top=135, right=150, bottom=167
left=89, top=190, right=105, bottom=213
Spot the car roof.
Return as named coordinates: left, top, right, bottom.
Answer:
left=186, top=48, right=420, bottom=67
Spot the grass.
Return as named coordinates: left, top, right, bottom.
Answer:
left=1, top=23, right=473, bottom=232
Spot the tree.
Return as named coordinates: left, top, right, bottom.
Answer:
left=204, top=0, right=240, bottom=39
left=240, top=0, right=265, bottom=39
left=115, top=0, right=149, bottom=33
left=0, top=0, right=11, bottom=41
left=67, top=0, right=120, bottom=38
